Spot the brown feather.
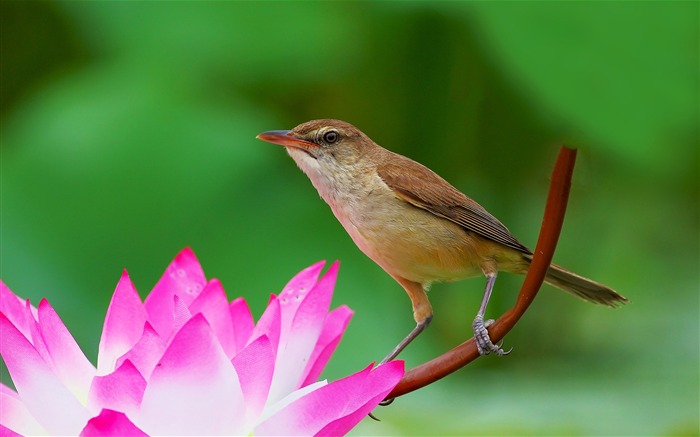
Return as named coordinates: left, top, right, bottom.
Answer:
left=376, top=152, right=532, bottom=255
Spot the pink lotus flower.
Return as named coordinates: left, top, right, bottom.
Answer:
left=0, top=249, right=403, bottom=436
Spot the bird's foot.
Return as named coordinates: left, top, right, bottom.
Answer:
left=367, top=397, right=394, bottom=421
left=379, top=398, right=394, bottom=407
left=472, top=315, right=511, bottom=356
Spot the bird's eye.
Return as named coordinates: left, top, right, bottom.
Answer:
left=323, top=130, right=339, bottom=144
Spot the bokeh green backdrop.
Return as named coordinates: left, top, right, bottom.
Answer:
left=2, top=2, right=698, bottom=435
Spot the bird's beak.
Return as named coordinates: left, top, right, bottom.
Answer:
left=256, top=130, right=318, bottom=154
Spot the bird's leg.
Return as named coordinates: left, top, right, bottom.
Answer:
left=380, top=277, right=432, bottom=364
left=374, top=279, right=431, bottom=413
left=472, top=272, right=511, bottom=356
left=380, top=316, right=432, bottom=364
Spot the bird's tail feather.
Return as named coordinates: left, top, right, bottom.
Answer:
left=522, top=255, right=628, bottom=307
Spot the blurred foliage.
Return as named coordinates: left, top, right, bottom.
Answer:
left=1, top=1, right=697, bottom=435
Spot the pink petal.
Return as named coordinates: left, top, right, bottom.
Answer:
left=97, top=271, right=147, bottom=374
left=247, top=295, right=280, bottom=354
left=269, top=262, right=339, bottom=402
left=0, top=282, right=32, bottom=341
left=231, top=336, right=274, bottom=427
left=256, top=362, right=404, bottom=436
left=171, top=294, right=192, bottom=337
left=137, top=314, right=244, bottom=436
left=288, top=262, right=338, bottom=335
left=0, top=313, right=91, bottom=435
left=87, top=360, right=146, bottom=418
left=188, top=279, right=236, bottom=358
left=115, top=322, right=165, bottom=381
left=37, top=299, right=95, bottom=401
left=0, top=424, right=22, bottom=437
left=230, top=297, right=254, bottom=353
left=79, top=409, right=148, bottom=437
left=301, top=305, right=353, bottom=387
left=25, top=300, right=51, bottom=365
left=278, top=261, right=326, bottom=330
left=314, top=362, right=404, bottom=436
left=144, top=248, right=206, bottom=339
left=0, top=384, right=46, bottom=436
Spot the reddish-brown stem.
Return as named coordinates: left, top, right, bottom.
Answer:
left=385, top=146, right=578, bottom=400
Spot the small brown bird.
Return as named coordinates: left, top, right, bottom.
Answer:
left=257, top=119, right=627, bottom=363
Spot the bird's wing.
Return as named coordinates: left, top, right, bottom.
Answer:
left=377, top=155, right=532, bottom=255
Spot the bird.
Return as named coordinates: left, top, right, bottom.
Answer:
left=257, top=119, right=628, bottom=363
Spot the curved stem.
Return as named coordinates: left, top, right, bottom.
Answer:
left=385, top=146, right=578, bottom=400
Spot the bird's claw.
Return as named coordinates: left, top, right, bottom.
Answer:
left=379, top=398, right=394, bottom=407
left=367, top=397, right=394, bottom=421
left=472, top=315, right=511, bottom=356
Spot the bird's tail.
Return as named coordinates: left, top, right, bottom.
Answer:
left=522, top=255, right=628, bottom=307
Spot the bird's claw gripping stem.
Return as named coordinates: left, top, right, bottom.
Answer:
left=472, top=315, right=511, bottom=356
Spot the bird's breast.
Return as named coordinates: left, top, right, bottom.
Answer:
left=310, top=171, right=487, bottom=284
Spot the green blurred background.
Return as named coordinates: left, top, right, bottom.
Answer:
left=1, top=2, right=698, bottom=435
